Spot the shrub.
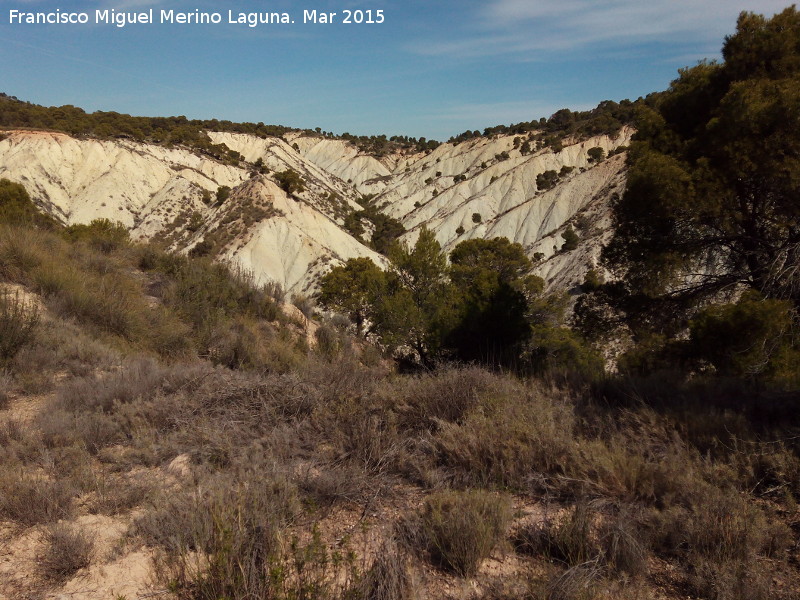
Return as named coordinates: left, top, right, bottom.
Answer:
left=681, top=489, right=774, bottom=563
left=392, top=366, right=504, bottom=432
left=0, top=178, right=57, bottom=229
left=0, top=417, right=25, bottom=448
left=587, top=147, right=605, bottom=163
left=163, top=258, right=279, bottom=345
left=544, top=563, right=603, bottom=600
left=146, top=307, right=194, bottom=358
left=0, top=371, right=10, bottom=410
left=215, top=185, right=231, bottom=204
left=292, top=293, right=314, bottom=319
left=32, top=261, right=148, bottom=340
left=600, top=505, right=649, bottom=576
left=189, top=239, right=213, bottom=258
left=137, top=466, right=301, bottom=599
left=537, top=170, right=559, bottom=191
left=688, top=291, right=800, bottom=380
left=561, top=227, right=579, bottom=251
left=298, top=463, right=369, bottom=506
left=264, top=280, right=285, bottom=303
left=456, top=225, right=465, bottom=235
left=91, top=475, right=153, bottom=515
left=274, top=169, right=305, bottom=195
left=414, top=489, right=512, bottom=576
left=689, top=557, right=772, bottom=600
left=39, top=408, right=123, bottom=455
left=209, top=317, right=305, bottom=372
left=54, top=357, right=176, bottom=413
left=0, top=467, right=74, bottom=525
left=314, top=322, right=344, bottom=360
left=0, top=224, right=50, bottom=281
left=186, top=211, right=204, bottom=232
left=545, top=137, right=564, bottom=152
left=38, top=523, right=94, bottom=581
left=433, top=383, right=575, bottom=488
left=472, top=212, right=482, bottom=224
left=0, top=290, right=38, bottom=365
left=515, top=502, right=599, bottom=567
left=582, top=268, right=603, bottom=291
left=63, top=218, right=130, bottom=253
left=351, top=538, right=413, bottom=600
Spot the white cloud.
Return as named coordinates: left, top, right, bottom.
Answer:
left=414, top=0, right=791, bottom=58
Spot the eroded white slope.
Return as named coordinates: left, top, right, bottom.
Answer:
left=0, top=126, right=632, bottom=295
left=387, top=129, right=631, bottom=228
left=390, top=131, right=632, bottom=289
left=217, top=178, right=387, bottom=294
left=0, top=130, right=384, bottom=294
left=0, top=130, right=247, bottom=229
left=287, top=133, right=394, bottom=192
left=207, top=132, right=365, bottom=214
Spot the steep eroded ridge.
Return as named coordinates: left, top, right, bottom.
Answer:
left=0, top=126, right=631, bottom=294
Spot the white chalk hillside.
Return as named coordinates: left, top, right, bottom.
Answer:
left=0, top=126, right=631, bottom=295
left=282, top=127, right=632, bottom=289
left=0, top=129, right=381, bottom=295
left=0, top=130, right=246, bottom=228
left=214, top=178, right=387, bottom=294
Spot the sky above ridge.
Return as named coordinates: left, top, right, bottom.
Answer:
left=0, top=0, right=791, bottom=140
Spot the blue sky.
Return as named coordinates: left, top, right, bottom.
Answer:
left=0, top=1, right=791, bottom=140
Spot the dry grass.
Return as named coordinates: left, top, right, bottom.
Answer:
left=651, top=486, right=791, bottom=564
left=689, top=558, right=773, bottom=600
left=0, top=289, right=39, bottom=364
left=544, top=563, right=603, bottom=600
left=0, top=223, right=798, bottom=599
left=350, top=538, right=414, bottom=600
left=410, top=489, right=512, bottom=577
left=208, top=316, right=306, bottom=372
left=0, top=466, right=74, bottom=525
left=38, top=523, right=94, bottom=581
left=392, top=365, right=507, bottom=431
left=0, top=369, right=10, bottom=409
left=135, top=464, right=303, bottom=599
left=515, top=502, right=599, bottom=568
left=599, top=505, right=649, bottom=577
left=431, top=379, right=576, bottom=489
left=54, top=356, right=203, bottom=413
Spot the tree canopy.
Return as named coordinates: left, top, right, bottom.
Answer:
left=318, top=233, right=597, bottom=372
left=0, top=179, right=57, bottom=229
left=592, top=6, right=800, bottom=380
left=606, top=7, right=800, bottom=308
left=273, top=169, right=305, bottom=195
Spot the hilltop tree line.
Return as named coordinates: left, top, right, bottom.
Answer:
left=0, top=93, right=441, bottom=159
left=0, top=93, right=297, bottom=163
left=334, top=132, right=441, bottom=156
left=449, top=99, right=643, bottom=144
left=1, top=92, right=639, bottom=162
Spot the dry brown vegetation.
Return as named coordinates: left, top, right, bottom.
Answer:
left=0, top=220, right=798, bottom=600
